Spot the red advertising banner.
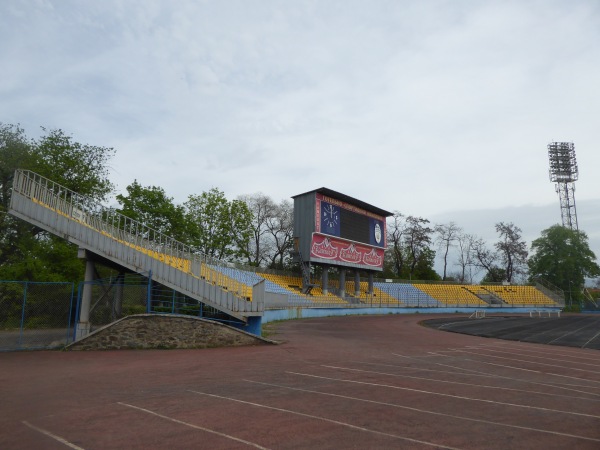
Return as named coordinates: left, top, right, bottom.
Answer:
left=309, top=233, right=384, bottom=269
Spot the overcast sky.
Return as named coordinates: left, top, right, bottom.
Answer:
left=2, top=0, right=599, bottom=270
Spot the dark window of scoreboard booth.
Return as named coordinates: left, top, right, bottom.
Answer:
left=320, top=199, right=385, bottom=248
left=340, top=208, right=369, bottom=243
left=340, top=208, right=385, bottom=248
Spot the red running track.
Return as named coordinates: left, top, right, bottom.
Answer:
left=1, top=314, right=600, bottom=449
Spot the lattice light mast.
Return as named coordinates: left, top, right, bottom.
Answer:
left=548, top=142, right=579, bottom=231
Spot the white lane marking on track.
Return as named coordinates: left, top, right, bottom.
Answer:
left=547, top=320, right=600, bottom=345
left=22, top=421, right=85, bottom=450
left=484, top=342, right=600, bottom=361
left=350, top=360, right=501, bottom=379
left=244, top=379, right=600, bottom=443
left=286, top=371, right=600, bottom=419
left=583, top=330, right=600, bottom=349
left=426, top=350, right=600, bottom=386
left=454, top=357, right=600, bottom=385
left=453, top=346, right=600, bottom=368
left=188, top=390, right=460, bottom=450
left=321, top=365, right=600, bottom=402
left=393, top=353, right=600, bottom=396
left=117, top=402, right=268, bottom=449
left=448, top=348, right=600, bottom=374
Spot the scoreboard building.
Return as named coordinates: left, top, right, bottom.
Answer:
left=292, top=188, right=393, bottom=298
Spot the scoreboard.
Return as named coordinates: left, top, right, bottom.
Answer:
left=317, top=195, right=385, bottom=248
left=292, top=188, right=391, bottom=271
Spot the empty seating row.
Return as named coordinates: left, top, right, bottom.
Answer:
left=412, top=284, right=488, bottom=306
left=485, top=285, right=557, bottom=305
left=373, top=282, right=441, bottom=307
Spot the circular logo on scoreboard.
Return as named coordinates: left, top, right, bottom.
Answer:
left=374, top=223, right=382, bottom=244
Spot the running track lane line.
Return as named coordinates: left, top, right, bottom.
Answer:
left=444, top=348, right=600, bottom=374
left=582, top=330, right=600, bottom=349
left=286, top=371, right=600, bottom=420
left=409, top=352, right=600, bottom=390
left=432, top=352, right=600, bottom=386
left=117, top=402, right=269, bottom=449
left=321, top=364, right=600, bottom=403
left=484, top=341, right=600, bottom=362
left=244, top=379, right=600, bottom=444
left=397, top=352, right=600, bottom=397
left=457, top=345, right=600, bottom=368
left=188, top=390, right=461, bottom=450
left=22, top=421, right=84, bottom=450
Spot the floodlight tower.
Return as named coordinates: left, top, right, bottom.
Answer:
left=548, top=142, right=579, bottom=231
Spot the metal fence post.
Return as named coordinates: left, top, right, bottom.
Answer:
left=65, top=282, right=76, bottom=344
left=73, top=282, right=83, bottom=341
left=18, top=282, right=28, bottom=347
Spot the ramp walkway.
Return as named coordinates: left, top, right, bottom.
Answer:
left=9, top=170, right=263, bottom=325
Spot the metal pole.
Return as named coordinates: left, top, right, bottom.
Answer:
left=18, top=282, right=28, bottom=348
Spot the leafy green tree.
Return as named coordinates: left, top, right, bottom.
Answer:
left=528, top=225, right=600, bottom=300
left=185, top=188, right=252, bottom=261
left=412, top=247, right=441, bottom=281
left=116, top=181, right=187, bottom=241
left=481, top=267, right=507, bottom=284
left=31, top=127, right=115, bottom=201
left=0, top=124, right=35, bottom=275
left=0, top=124, right=34, bottom=211
left=405, top=216, right=435, bottom=279
left=0, top=124, right=115, bottom=281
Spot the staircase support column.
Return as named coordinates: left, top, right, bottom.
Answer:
left=77, top=249, right=95, bottom=339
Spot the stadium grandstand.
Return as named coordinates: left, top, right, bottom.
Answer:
left=195, top=257, right=562, bottom=310
left=204, top=262, right=562, bottom=309
left=8, top=169, right=565, bottom=341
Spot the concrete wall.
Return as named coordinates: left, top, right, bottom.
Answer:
left=67, top=314, right=272, bottom=350
left=262, top=306, right=562, bottom=323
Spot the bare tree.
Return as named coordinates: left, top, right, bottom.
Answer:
left=238, top=193, right=277, bottom=266
left=470, top=236, right=503, bottom=282
left=495, top=222, right=528, bottom=283
left=265, top=200, right=294, bottom=269
left=454, top=232, right=477, bottom=283
left=386, top=212, right=407, bottom=277
left=435, top=222, right=462, bottom=281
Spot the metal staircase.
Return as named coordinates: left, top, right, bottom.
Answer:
left=290, top=250, right=315, bottom=295
left=9, top=170, right=263, bottom=322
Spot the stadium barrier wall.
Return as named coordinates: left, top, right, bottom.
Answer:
left=262, top=306, right=563, bottom=323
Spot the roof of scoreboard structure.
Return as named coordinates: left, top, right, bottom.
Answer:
left=291, top=187, right=393, bottom=218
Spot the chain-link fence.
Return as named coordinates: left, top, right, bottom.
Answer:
left=0, top=281, right=76, bottom=351
left=80, top=274, right=150, bottom=333
left=75, top=274, right=244, bottom=337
